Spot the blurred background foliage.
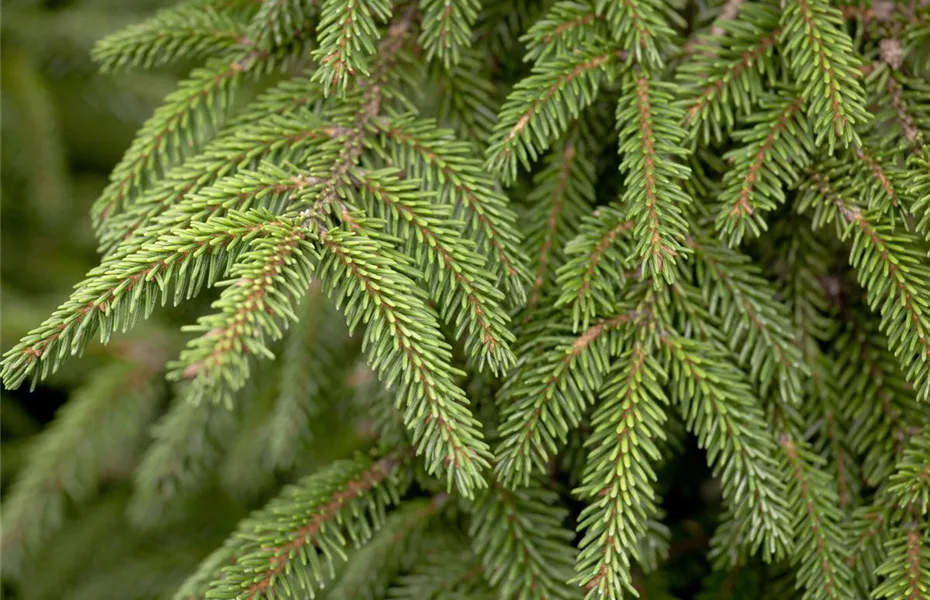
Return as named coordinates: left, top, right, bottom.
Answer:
left=0, top=1, right=218, bottom=597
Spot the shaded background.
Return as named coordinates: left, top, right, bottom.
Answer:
left=2, top=0, right=175, bottom=469
left=0, top=3, right=218, bottom=598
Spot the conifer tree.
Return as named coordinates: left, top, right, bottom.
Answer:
left=3, top=0, right=930, bottom=599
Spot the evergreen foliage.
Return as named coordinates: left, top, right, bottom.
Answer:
left=3, top=0, right=930, bottom=599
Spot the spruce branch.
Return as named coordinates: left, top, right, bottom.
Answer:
left=526, top=128, right=600, bottom=313
left=1, top=360, right=159, bottom=574
left=871, top=519, right=930, bottom=600
left=779, top=0, right=869, bottom=150
left=770, top=226, right=857, bottom=509
left=616, top=69, right=692, bottom=283
left=799, top=174, right=930, bottom=400
left=494, top=309, right=636, bottom=487
left=316, top=222, right=492, bottom=496
left=593, top=0, right=677, bottom=67
left=428, top=50, right=499, bottom=146
left=91, top=58, right=246, bottom=229
left=573, top=329, right=668, bottom=600
left=846, top=506, right=890, bottom=592
left=486, top=45, right=624, bottom=184
left=1, top=210, right=295, bottom=390
left=91, top=27, right=316, bottom=236
left=167, top=218, right=317, bottom=405
left=851, top=146, right=906, bottom=216
left=304, top=8, right=415, bottom=212
left=204, top=452, right=408, bottom=599
left=388, top=545, right=490, bottom=599
left=347, top=167, right=516, bottom=373
left=262, top=283, right=346, bottom=471
left=328, top=496, right=446, bottom=600
left=800, top=151, right=909, bottom=228
left=888, top=429, right=930, bottom=515
left=555, top=206, right=634, bottom=330
left=311, top=0, right=392, bottom=94
left=248, top=0, right=319, bottom=50
left=91, top=2, right=247, bottom=72
left=778, top=435, right=855, bottom=600
left=688, top=234, right=806, bottom=403
left=419, top=0, right=480, bottom=67
left=521, top=1, right=607, bottom=64
left=371, top=114, right=530, bottom=299
left=469, top=479, right=578, bottom=600
left=130, top=386, right=238, bottom=524
left=908, top=147, right=930, bottom=240
left=663, top=334, right=793, bottom=560
left=677, top=2, right=781, bottom=143
left=834, top=314, right=925, bottom=489
left=715, top=94, right=813, bottom=247
left=100, top=113, right=330, bottom=252
left=12, top=1, right=930, bottom=597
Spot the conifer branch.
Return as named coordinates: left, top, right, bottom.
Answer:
left=130, top=387, right=238, bottom=524
left=852, top=146, right=903, bottom=214
left=799, top=174, right=930, bottom=400
left=617, top=70, right=692, bottom=283
left=91, top=58, right=246, bottom=229
left=348, top=167, right=515, bottom=373
left=419, top=0, right=480, bottom=67
left=522, top=1, right=607, bottom=64
left=91, top=24, right=318, bottom=236
left=593, top=0, right=676, bottom=67
left=1, top=210, right=294, bottom=390
left=429, top=50, right=499, bottom=146
left=262, top=283, right=345, bottom=471
left=328, top=497, right=445, bottom=600
left=908, top=148, right=930, bottom=240
left=555, top=206, right=634, bottom=330
left=526, top=130, right=600, bottom=312
left=778, top=435, right=855, bottom=600
left=494, top=309, right=636, bottom=486
left=782, top=239, right=861, bottom=511
left=388, top=545, right=490, bottom=599
left=573, top=332, right=668, bottom=600
left=100, top=113, right=330, bottom=251
left=715, top=94, right=812, bottom=246
left=307, top=7, right=414, bottom=209
left=663, top=334, right=793, bottom=559
left=127, top=160, right=321, bottom=254
left=872, top=519, right=930, bottom=600
left=371, top=115, right=530, bottom=299
left=1, top=361, right=159, bottom=573
left=678, top=3, right=781, bottom=142
left=779, top=0, right=868, bottom=150
left=317, top=223, right=492, bottom=496
left=688, top=234, right=806, bottom=403
left=12, top=1, right=930, bottom=597
left=248, top=0, right=318, bottom=50
left=834, top=314, right=925, bottom=488
left=204, top=452, right=408, bottom=599
left=92, top=2, right=247, bottom=72
left=888, top=429, right=930, bottom=515
left=803, top=151, right=909, bottom=226
left=846, top=506, right=889, bottom=591
left=167, top=218, right=317, bottom=405
left=486, top=45, right=624, bottom=184
left=469, top=480, right=578, bottom=600
left=311, top=0, right=392, bottom=94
